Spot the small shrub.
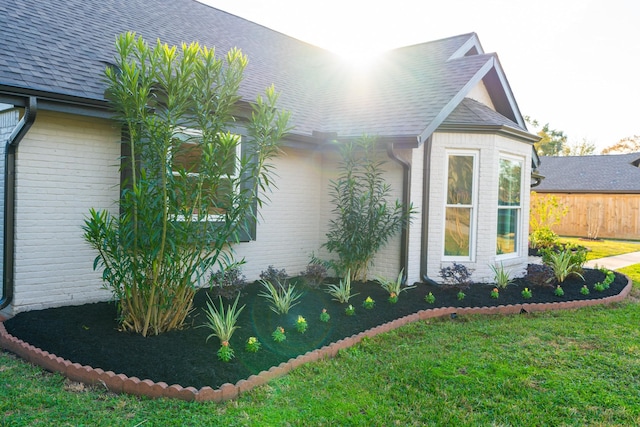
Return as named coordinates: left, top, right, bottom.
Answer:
left=457, top=291, right=466, bottom=301
left=439, top=263, right=474, bottom=289
left=258, top=279, right=303, bottom=315
left=489, top=263, right=512, bottom=289
left=388, top=292, right=398, bottom=304
left=245, top=337, right=261, bottom=353
left=529, top=227, right=559, bottom=250
left=320, top=308, right=330, bottom=323
left=521, top=288, right=532, bottom=299
left=554, top=285, right=565, bottom=297
left=580, top=285, right=590, bottom=295
left=326, top=272, right=359, bottom=304
left=526, top=263, right=554, bottom=288
left=217, top=341, right=234, bottom=362
left=300, top=262, right=327, bottom=288
left=209, top=266, right=247, bottom=299
left=490, top=288, right=499, bottom=299
left=593, top=268, right=615, bottom=291
left=260, top=265, right=289, bottom=286
left=363, top=296, right=375, bottom=310
left=345, top=304, right=356, bottom=316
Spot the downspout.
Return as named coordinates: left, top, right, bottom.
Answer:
left=386, top=143, right=410, bottom=276
left=0, top=97, right=37, bottom=313
left=420, top=136, right=439, bottom=285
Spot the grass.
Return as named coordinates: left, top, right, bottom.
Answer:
left=559, top=236, right=640, bottom=260
left=1, top=266, right=639, bottom=425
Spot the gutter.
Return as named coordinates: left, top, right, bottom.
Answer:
left=419, top=136, right=439, bottom=285
left=0, top=97, right=37, bottom=313
left=386, top=143, right=410, bottom=275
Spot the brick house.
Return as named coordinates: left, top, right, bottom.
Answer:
left=0, top=0, right=538, bottom=317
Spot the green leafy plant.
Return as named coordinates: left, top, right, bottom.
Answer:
left=345, top=304, right=356, bottom=316
left=580, top=285, right=590, bottom=295
left=388, top=292, right=398, bottom=304
left=363, top=296, right=375, bottom=309
left=201, top=293, right=245, bottom=362
left=258, top=279, right=303, bottom=315
left=554, top=285, right=565, bottom=297
left=245, top=337, right=261, bottom=353
left=82, top=33, right=290, bottom=336
left=325, top=272, right=359, bottom=304
left=529, top=191, right=568, bottom=249
left=489, top=263, right=513, bottom=289
left=594, top=268, right=615, bottom=291
left=522, top=288, right=532, bottom=299
left=272, top=326, right=286, bottom=342
left=457, top=291, right=466, bottom=301
left=425, top=292, right=436, bottom=304
left=217, top=341, right=234, bottom=362
left=321, top=136, right=414, bottom=281
left=541, top=246, right=586, bottom=284
left=320, top=308, right=330, bottom=323
left=490, top=288, right=499, bottom=299
left=377, top=269, right=416, bottom=300
left=295, top=315, right=308, bottom=333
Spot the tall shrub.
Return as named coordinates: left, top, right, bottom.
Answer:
left=529, top=191, right=568, bottom=249
left=322, top=136, right=413, bottom=281
left=83, top=33, right=290, bottom=336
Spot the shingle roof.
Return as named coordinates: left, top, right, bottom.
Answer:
left=0, top=0, right=528, bottom=141
left=535, top=153, right=640, bottom=193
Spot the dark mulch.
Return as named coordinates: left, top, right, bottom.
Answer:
left=3, top=267, right=627, bottom=390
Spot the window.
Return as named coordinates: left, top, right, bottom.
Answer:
left=444, top=152, right=477, bottom=258
left=496, top=156, right=523, bottom=255
left=170, top=128, right=241, bottom=222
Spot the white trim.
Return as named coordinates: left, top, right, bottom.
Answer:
left=443, top=149, right=479, bottom=261
left=496, top=153, right=524, bottom=260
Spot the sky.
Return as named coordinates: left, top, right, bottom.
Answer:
left=200, top=0, right=640, bottom=152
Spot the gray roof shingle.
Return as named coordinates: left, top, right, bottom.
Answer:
left=0, top=0, right=527, bottom=141
left=535, top=153, right=640, bottom=193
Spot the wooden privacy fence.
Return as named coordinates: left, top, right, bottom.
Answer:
left=534, top=193, right=640, bottom=240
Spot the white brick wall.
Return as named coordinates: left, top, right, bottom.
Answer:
left=12, top=111, right=120, bottom=313
left=425, top=131, right=532, bottom=283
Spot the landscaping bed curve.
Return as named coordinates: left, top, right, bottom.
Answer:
left=0, top=268, right=632, bottom=402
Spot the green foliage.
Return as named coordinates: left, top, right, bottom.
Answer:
left=529, top=227, right=560, bottom=250
left=217, top=342, right=234, bottom=362
left=580, top=285, right=590, bottom=295
left=594, top=268, right=615, bottom=291
left=541, top=246, right=587, bottom=284
left=320, top=308, right=331, bottom=322
left=489, top=263, right=513, bottom=289
left=526, top=117, right=568, bottom=156
left=425, top=292, right=436, bottom=304
left=457, top=291, right=466, bottom=300
left=322, top=135, right=414, bottom=281
left=363, top=296, right=375, bottom=309
left=295, top=315, right=308, bottom=333
left=202, top=293, right=245, bottom=344
left=325, top=272, right=359, bottom=303
left=521, top=287, right=532, bottom=299
left=272, top=326, right=286, bottom=342
left=258, top=279, right=303, bottom=315
left=376, top=269, right=415, bottom=299
left=82, top=33, right=290, bottom=336
left=245, top=337, right=261, bottom=353
left=529, top=192, right=568, bottom=230
left=345, top=304, right=356, bottom=316
left=554, top=285, right=565, bottom=297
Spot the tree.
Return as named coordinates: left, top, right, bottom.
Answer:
left=322, top=136, right=414, bottom=282
left=562, top=138, right=596, bottom=156
left=602, top=135, right=640, bottom=154
left=83, top=33, right=290, bottom=336
left=526, top=117, right=568, bottom=156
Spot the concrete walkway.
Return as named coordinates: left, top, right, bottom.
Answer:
left=584, top=251, right=640, bottom=270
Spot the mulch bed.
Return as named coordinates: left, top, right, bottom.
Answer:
left=3, top=266, right=627, bottom=390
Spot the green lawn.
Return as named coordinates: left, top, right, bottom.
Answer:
left=2, top=266, right=639, bottom=426
left=559, top=236, right=640, bottom=260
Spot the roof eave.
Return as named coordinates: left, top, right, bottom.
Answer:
left=435, top=123, right=539, bottom=143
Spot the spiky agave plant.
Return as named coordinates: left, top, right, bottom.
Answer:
left=202, top=293, right=245, bottom=361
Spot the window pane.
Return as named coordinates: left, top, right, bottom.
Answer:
left=445, top=207, right=471, bottom=256
left=497, top=208, right=518, bottom=254
left=498, top=159, right=521, bottom=206
left=447, top=155, right=474, bottom=205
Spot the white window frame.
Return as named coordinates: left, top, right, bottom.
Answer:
left=443, top=150, right=479, bottom=261
left=170, top=127, right=242, bottom=222
left=496, top=154, right=524, bottom=259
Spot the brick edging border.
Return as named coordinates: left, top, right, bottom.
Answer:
left=0, top=276, right=633, bottom=402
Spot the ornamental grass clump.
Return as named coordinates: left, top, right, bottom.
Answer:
left=377, top=269, right=415, bottom=301
left=326, top=272, right=359, bottom=304
left=489, top=263, right=513, bottom=289
left=541, top=245, right=586, bottom=284
left=201, top=294, right=245, bottom=362
left=258, top=279, right=303, bottom=315
left=82, top=33, right=290, bottom=336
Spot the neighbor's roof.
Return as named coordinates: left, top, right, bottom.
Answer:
left=0, top=0, right=531, bottom=143
left=535, top=153, right=640, bottom=193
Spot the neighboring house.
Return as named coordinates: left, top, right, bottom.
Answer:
left=534, top=153, right=640, bottom=240
left=0, top=0, right=539, bottom=318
